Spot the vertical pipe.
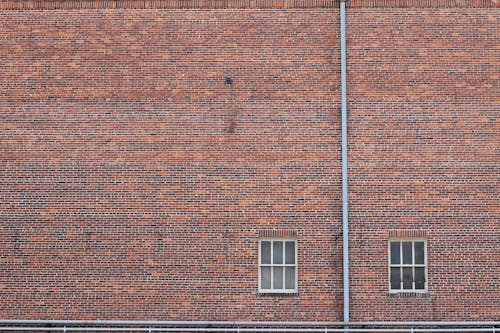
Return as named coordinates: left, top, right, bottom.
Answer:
left=339, top=0, right=349, bottom=324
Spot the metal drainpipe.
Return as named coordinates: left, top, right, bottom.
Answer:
left=339, top=0, right=349, bottom=324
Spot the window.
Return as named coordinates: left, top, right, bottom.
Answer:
left=259, top=239, right=297, bottom=293
left=389, top=240, right=427, bottom=292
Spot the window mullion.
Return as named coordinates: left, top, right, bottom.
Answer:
left=270, top=241, right=274, bottom=289
left=412, top=241, right=416, bottom=290
left=282, top=242, right=286, bottom=289
left=282, top=263, right=286, bottom=290
left=425, top=240, right=428, bottom=289
left=259, top=242, right=264, bottom=291
left=412, top=266, right=415, bottom=290
left=400, top=242, right=403, bottom=290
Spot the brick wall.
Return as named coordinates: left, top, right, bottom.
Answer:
left=0, top=0, right=498, bottom=321
left=348, top=8, right=499, bottom=320
left=0, top=7, right=343, bottom=320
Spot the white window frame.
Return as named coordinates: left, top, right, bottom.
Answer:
left=258, top=238, right=298, bottom=294
left=388, top=239, right=428, bottom=293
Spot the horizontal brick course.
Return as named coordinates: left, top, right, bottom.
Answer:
left=0, top=0, right=497, bottom=9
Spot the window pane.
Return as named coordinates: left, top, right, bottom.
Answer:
left=403, top=267, right=413, bottom=289
left=415, top=267, right=425, bottom=289
left=273, top=267, right=283, bottom=289
left=273, top=241, right=283, bottom=264
left=390, top=267, right=401, bottom=290
left=285, top=267, right=295, bottom=290
left=285, top=242, right=295, bottom=264
left=390, top=242, right=400, bottom=264
left=402, top=242, right=413, bottom=264
left=415, top=242, right=425, bottom=265
left=261, top=241, right=271, bottom=264
left=261, top=267, right=271, bottom=289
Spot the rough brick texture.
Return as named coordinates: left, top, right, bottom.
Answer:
left=348, top=8, right=499, bottom=321
left=0, top=0, right=498, bottom=322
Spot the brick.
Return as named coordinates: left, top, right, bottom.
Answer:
left=0, top=0, right=498, bottom=322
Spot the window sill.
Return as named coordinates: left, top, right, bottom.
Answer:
left=258, top=291, right=298, bottom=297
left=388, top=291, right=429, bottom=298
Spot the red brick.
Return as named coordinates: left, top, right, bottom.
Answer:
left=0, top=0, right=498, bottom=322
